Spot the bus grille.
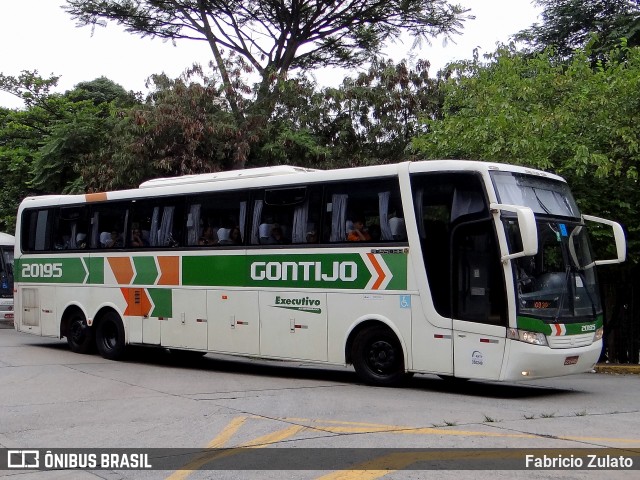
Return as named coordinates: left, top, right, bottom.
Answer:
left=547, top=333, right=594, bottom=349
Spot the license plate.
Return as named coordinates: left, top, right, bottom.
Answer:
left=564, top=356, right=579, bottom=365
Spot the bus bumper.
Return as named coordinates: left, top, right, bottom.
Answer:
left=501, top=339, right=602, bottom=381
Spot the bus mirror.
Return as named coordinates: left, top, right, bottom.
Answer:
left=582, top=215, right=626, bottom=266
left=491, top=203, right=538, bottom=262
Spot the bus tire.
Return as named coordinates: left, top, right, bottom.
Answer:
left=66, top=311, right=93, bottom=354
left=352, top=326, right=407, bottom=386
left=96, top=312, right=126, bottom=360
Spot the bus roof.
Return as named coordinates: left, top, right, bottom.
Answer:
left=139, top=165, right=319, bottom=189
left=17, top=160, right=566, bottom=209
left=0, top=232, right=15, bottom=246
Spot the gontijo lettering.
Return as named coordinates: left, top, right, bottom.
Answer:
left=250, top=261, right=358, bottom=282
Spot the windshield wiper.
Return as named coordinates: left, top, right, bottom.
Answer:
left=576, top=270, right=598, bottom=318
left=532, top=188, right=552, bottom=214
left=553, top=266, right=571, bottom=323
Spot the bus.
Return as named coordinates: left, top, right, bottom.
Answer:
left=13, top=161, right=626, bottom=386
left=0, top=232, right=15, bottom=324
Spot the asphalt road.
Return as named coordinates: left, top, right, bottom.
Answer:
left=1, top=326, right=639, bottom=479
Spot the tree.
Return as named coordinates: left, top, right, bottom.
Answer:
left=262, top=57, right=442, bottom=167
left=64, top=0, right=470, bottom=167
left=411, top=44, right=640, bottom=362
left=77, top=66, right=243, bottom=191
left=0, top=72, right=139, bottom=197
left=412, top=44, right=640, bottom=263
left=515, top=0, right=640, bottom=61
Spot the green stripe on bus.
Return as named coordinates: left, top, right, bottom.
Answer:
left=182, top=253, right=408, bottom=290
left=88, top=256, right=104, bottom=285
left=133, top=256, right=158, bottom=285
left=182, top=255, right=246, bottom=287
left=148, top=288, right=172, bottom=318
left=16, top=258, right=88, bottom=284
left=517, top=315, right=603, bottom=335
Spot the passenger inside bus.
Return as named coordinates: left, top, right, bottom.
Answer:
left=130, top=227, right=149, bottom=247
left=347, top=217, right=371, bottom=242
left=198, top=226, right=217, bottom=245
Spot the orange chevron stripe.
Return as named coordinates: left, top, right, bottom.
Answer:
left=108, top=257, right=134, bottom=284
left=157, top=256, right=179, bottom=285
left=366, top=253, right=386, bottom=290
left=121, top=288, right=152, bottom=316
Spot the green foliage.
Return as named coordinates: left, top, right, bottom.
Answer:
left=0, top=72, right=140, bottom=230
left=258, top=58, right=441, bottom=168
left=78, top=69, right=242, bottom=191
left=64, top=0, right=469, bottom=166
left=515, top=0, right=640, bottom=62
left=413, top=43, right=640, bottom=263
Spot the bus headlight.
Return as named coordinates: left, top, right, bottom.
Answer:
left=593, top=326, right=604, bottom=342
left=507, top=328, right=548, bottom=346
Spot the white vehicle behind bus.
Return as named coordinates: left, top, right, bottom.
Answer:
left=13, top=161, right=626, bottom=386
left=0, top=232, right=15, bottom=324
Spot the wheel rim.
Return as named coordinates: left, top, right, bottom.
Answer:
left=366, top=339, right=398, bottom=375
left=69, top=318, right=86, bottom=345
left=101, top=321, right=118, bottom=350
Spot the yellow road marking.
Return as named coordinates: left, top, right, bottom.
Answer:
left=167, top=415, right=640, bottom=480
left=315, top=450, right=530, bottom=480
left=282, top=417, right=640, bottom=444
left=166, top=419, right=305, bottom=480
left=166, top=416, right=247, bottom=480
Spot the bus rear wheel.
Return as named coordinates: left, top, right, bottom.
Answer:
left=66, top=311, right=93, bottom=354
left=96, top=312, right=126, bottom=360
left=352, top=326, right=407, bottom=386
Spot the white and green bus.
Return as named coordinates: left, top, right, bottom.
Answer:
left=13, top=161, right=626, bottom=385
left=0, top=232, right=15, bottom=323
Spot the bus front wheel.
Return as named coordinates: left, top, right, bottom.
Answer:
left=66, top=311, right=93, bottom=354
left=96, top=312, right=126, bottom=360
left=352, top=326, right=407, bottom=387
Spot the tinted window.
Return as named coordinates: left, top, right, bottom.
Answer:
left=186, top=192, right=247, bottom=247
left=322, top=178, right=405, bottom=243
left=250, top=186, right=322, bottom=245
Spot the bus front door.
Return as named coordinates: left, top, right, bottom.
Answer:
left=451, top=220, right=507, bottom=380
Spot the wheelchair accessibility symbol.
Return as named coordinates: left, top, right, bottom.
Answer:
left=400, top=295, right=411, bottom=309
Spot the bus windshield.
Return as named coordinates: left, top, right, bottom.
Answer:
left=491, top=171, right=580, bottom=218
left=505, top=217, right=602, bottom=323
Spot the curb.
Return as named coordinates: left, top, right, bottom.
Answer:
left=594, top=364, right=640, bottom=375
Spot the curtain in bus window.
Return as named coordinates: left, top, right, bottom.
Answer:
left=292, top=200, right=309, bottom=244
left=187, top=203, right=201, bottom=245
left=251, top=200, right=264, bottom=244
left=492, top=175, right=525, bottom=206
left=69, top=223, right=78, bottom=249
left=378, top=191, right=393, bottom=241
left=89, top=211, right=99, bottom=249
left=413, top=189, right=426, bottom=239
left=330, top=194, right=348, bottom=242
left=158, top=207, right=175, bottom=246
left=35, top=210, right=50, bottom=251
left=150, top=207, right=160, bottom=246
left=535, top=189, right=575, bottom=217
left=451, top=189, right=484, bottom=222
left=238, top=201, right=247, bottom=242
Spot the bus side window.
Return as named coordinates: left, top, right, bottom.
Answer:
left=251, top=186, right=321, bottom=245
left=323, top=179, right=404, bottom=244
